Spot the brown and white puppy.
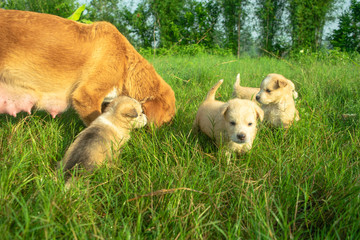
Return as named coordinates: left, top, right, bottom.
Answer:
left=255, top=74, right=300, bottom=128
left=60, top=96, right=147, bottom=179
left=232, top=74, right=259, bottom=102
left=193, top=79, right=264, bottom=155
left=0, top=9, right=175, bottom=127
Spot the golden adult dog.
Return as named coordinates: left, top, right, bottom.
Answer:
left=60, top=96, right=147, bottom=180
left=0, top=9, right=175, bottom=126
left=193, top=79, right=264, bottom=155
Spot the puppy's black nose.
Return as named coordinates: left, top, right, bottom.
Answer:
left=256, top=95, right=260, bottom=101
left=237, top=133, right=246, bottom=141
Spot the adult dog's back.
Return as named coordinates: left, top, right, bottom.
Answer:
left=0, top=9, right=175, bottom=126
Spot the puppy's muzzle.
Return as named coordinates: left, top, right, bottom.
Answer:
left=237, top=133, right=246, bottom=141
left=256, top=94, right=265, bottom=104
left=234, top=133, right=247, bottom=144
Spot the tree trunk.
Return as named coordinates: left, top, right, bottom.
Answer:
left=153, top=21, right=156, bottom=57
left=237, top=11, right=241, bottom=59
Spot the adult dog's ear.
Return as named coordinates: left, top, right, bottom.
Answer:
left=139, top=96, right=154, bottom=104
left=253, top=103, right=264, bottom=121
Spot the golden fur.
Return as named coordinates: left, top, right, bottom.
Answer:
left=256, top=74, right=300, bottom=128
left=232, top=74, right=259, bottom=102
left=0, top=9, right=175, bottom=126
left=193, top=79, right=264, bottom=155
left=233, top=73, right=299, bottom=102
left=60, top=96, right=147, bottom=179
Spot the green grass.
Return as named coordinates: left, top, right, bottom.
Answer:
left=1, top=54, right=359, bottom=239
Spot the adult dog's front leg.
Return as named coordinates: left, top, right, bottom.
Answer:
left=72, top=84, right=110, bottom=126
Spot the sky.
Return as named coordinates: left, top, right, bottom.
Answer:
left=324, top=0, right=351, bottom=35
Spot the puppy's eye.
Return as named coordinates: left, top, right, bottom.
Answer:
left=230, top=121, right=236, bottom=126
left=248, top=122, right=253, bottom=126
left=266, top=89, right=271, bottom=93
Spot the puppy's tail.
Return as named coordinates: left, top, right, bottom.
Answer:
left=232, top=73, right=241, bottom=98
left=205, top=79, right=223, bottom=101
left=234, top=73, right=241, bottom=88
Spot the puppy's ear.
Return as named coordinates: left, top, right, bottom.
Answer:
left=253, top=103, right=264, bottom=122
left=101, top=102, right=111, bottom=112
left=287, top=80, right=299, bottom=99
left=221, top=104, right=230, bottom=118
left=287, top=79, right=295, bottom=90
left=121, top=107, right=139, bottom=118
left=276, top=79, right=288, bottom=88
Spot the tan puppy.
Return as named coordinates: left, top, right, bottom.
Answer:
left=232, top=74, right=259, bottom=102
left=60, top=96, right=147, bottom=178
left=0, top=9, right=175, bottom=126
left=233, top=73, right=299, bottom=101
left=193, top=79, right=264, bottom=155
left=255, top=74, right=300, bottom=128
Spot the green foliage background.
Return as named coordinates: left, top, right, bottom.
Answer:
left=1, top=0, right=358, bottom=55
left=330, top=0, right=360, bottom=52
left=1, top=0, right=77, bottom=17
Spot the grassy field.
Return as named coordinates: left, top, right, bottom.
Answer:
left=1, top=53, right=359, bottom=239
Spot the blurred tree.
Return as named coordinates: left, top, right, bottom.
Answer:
left=221, top=0, right=250, bottom=58
left=179, top=0, right=221, bottom=47
left=86, top=0, right=119, bottom=24
left=121, top=0, right=221, bottom=50
left=148, top=0, right=186, bottom=47
left=85, top=0, right=131, bottom=41
left=255, top=0, right=287, bottom=55
left=1, top=0, right=77, bottom=17
left=330, top=0, right=360, bottom=52
left=121, top=0, right=154, bottom=48
left=288, top=0, right=337, bottom=51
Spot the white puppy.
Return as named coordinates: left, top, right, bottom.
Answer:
left=193, top=79, right=264, bottom=155
left=233, top=73, right=298, bottom=101
left=256, top=74, right=300, bottom=128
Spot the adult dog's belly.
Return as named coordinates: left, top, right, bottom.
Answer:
left=0, top=82, right=70, bottom=118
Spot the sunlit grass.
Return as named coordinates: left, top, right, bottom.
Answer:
left=1, top=54, right=359, bottom=239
